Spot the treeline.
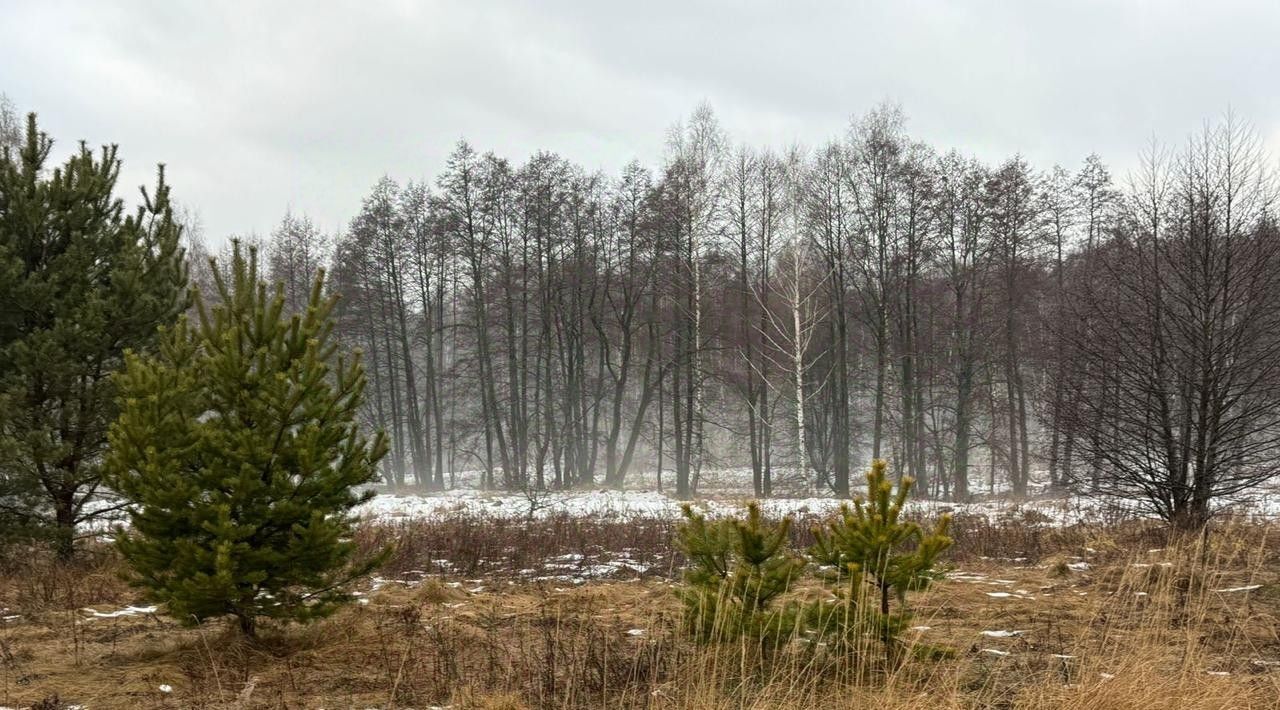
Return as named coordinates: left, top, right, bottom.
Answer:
left=219, top=103, right=1280, bottom=521
left=232, top=102, right=1113, bottom=499
left=4, top=88, right=1276, bottom=541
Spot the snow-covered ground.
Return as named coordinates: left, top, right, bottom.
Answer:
left=356, top=471, right=1280, bottom=526
left=83, top=467, right=1280, bottom=531
left=355, top=487, right=1117, bottom=524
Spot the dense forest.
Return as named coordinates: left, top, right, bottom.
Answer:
left=181, top=103, right=1280, bottom=525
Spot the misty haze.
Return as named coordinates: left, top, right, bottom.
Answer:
left=2, top=2, right=1280, bottom=708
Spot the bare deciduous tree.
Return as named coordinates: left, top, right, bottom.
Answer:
left=1068, top=115, right=1280, bottom=530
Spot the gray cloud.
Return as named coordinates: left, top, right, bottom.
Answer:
left=3, top=0, right=1278, bottom=243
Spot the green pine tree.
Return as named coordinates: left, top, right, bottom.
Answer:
left=677, top=502, right=803, bottom=641
left=105, top=244, right=388, bottom=636
left=809, top=459, right=952, bottom=648
left=0, top=114, right=187, bottom=557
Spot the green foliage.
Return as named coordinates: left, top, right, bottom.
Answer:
left=809, top=459, right=952, bottom=647
left=677, top=502, right=803, bottom=641
left=105, top=244, right=388, bottom=636
left=0, top=114, right=187, bottom=557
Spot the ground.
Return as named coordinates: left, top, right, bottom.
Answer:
left=4, top=474, right=1280, bottom=708
left=354, top=467, right=1280, bottom=525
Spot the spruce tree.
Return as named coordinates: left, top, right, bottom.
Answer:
left=105, top=244, right=388, bottom=636
left=0, top=114, right=187, bottom=557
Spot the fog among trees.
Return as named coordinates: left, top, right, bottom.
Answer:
left=9, top=5, right=1280, bottom=703
left=183, top=99, right=1280, bottom=530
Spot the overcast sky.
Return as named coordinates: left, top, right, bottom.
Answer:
left=3, top=0, right=1279, bottom=244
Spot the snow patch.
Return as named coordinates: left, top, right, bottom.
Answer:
left=82, top=605, right=158, bottom=619
left=352, top=483, right=1198, bottom=527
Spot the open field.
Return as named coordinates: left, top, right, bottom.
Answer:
left=350, top=467, right=1280, bottom=526
left=2, top=504, right=1280, bottom=709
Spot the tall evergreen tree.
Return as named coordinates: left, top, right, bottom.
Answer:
left=106, top=244, right=388, bottom=636
left=0, top=115, right=187, bottom=557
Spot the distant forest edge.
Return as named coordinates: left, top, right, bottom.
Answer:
left=7, top=93, right=1278, bottom=534
left=183, top=101, right=1280, bottom=533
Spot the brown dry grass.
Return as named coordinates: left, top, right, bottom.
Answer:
left=0, top=515, right=1276, bottom=708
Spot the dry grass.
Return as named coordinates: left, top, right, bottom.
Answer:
left=0, top=515, right=1277, bottom=708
